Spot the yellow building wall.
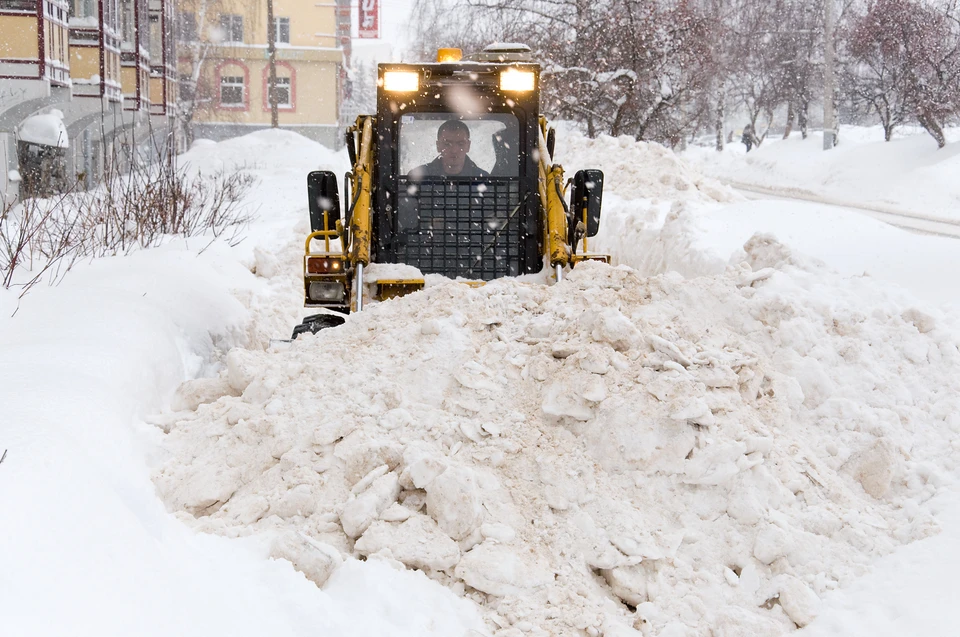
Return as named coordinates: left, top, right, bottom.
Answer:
left=182, top=0, right=335, bottom=48
left=71, top=47, right=99, bottom=80
left=121, top=66, right=137, bottom=96
left=150, top=76, right=164, bottom=103
left=0, top=16, right=39, bottom=59
left=275, top=0, right=336, bottom=47
left=193, top=58, right=338, bottom=126
left=288, top=62, right=338, bottom=123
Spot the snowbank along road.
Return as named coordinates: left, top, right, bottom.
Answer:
left=150, top=131, right=960, bottom=637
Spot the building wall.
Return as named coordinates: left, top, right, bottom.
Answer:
left=179, top=0, right=343, bottom=144
left=0, top=0, right=182, bottom=202
left=0, top=15, right=39, bottom=59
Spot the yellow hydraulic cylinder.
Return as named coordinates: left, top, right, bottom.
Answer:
left=538, top=122, right=570, bottom=268
left=349, top=116, right=375, bottom=266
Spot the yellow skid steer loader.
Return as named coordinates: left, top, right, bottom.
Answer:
left=293, top=44, right=606, bottom=337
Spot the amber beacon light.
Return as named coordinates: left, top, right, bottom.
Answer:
left=437, top=48, right=463, bottom=63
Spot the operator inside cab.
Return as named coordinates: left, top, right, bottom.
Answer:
left=409, top=120, right=490, bottom=179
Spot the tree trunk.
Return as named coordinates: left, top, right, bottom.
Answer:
left=783, top=102, right=795, bottom=139
left=798, top=101, right=808, bottom=139
left=715, top=89, right=725, bottom=152
left=267, top=0, right=279, bottom=128
left=918, top=112, right=946, bottom=148
left=884, top=124, right=894, bottom=142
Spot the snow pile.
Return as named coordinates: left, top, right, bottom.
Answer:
left=153, top=240, right=960, bottom=637
left=556, top=128, right=740, bottom=204
left=17, top=109, right=69, bottom=148
left=178, top=130, right=351, bottom=346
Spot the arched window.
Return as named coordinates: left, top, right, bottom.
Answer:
left=216, top=60, right=249, bottom=110
left=262, top=62, right=296, bottom=111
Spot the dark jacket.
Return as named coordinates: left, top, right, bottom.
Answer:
left=409, top=155, right=489, bottom=179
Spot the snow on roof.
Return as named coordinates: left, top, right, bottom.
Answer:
left=17, top=109, right=69, bottom=148
left=483, top=42, right=531, bottom=52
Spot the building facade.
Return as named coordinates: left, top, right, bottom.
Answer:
left=0, top=0, right=180, bottom=202
left=178, top=0, right=344, bottom=146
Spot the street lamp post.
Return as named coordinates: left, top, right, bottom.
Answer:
left=823, top=0, right=836, bottom=149
left=267, top=0, right=279, bottom=128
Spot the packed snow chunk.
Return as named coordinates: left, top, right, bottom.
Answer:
left=683, top=440, right=745, bottom=486
left=710, top=606, right=783, bottom=637
left=400, top=453, right=448, bottom=489
left=455, top=540, right=553, bottom=596
left=773, top=574, right=821, bottom=627
left=602, top=619, right=645, bottom=637
left=844, top=439, right=903, bottom=499
left=355, top=514, right=461, bottom=571
left=753, top=525, right=789, bottom=565
left=542, top=379, right=595, bottom=421
left=156, top=461, right=243, bottom=516
left=364, top=262, right=424, bottom=282
left=340, top=471, right=401, bottom=538
left=901, top=307, right=937, bottom=334
left=225, top=347, right=262, bottom=394
left=270, top=530, right=342, bottom=587
left=170, top=377, right=236, bottom=412
left=425, top=466, right=484, bottom=541
left=17, top=109, right=69, bottom=148
left=584, top=308, right=641, bottom=352
left=479, top=523, right=516, bottom=543
left=601, top=562, right=656, bottom=606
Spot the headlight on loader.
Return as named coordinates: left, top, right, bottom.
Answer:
left=500, top=69, right=535, bottom=92
left=308, top=281, right=346, bottom=303
left=383, top=71, right=419, bottom=92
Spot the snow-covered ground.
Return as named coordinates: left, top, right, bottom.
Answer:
left=684, top=126, right=960, bottom=223
left=2, top=128, right=959, bottom=637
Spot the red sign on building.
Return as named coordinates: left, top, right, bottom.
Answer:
left=358, top=0, right=379, bottom=38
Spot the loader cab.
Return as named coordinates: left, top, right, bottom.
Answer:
left=369, top=60, right=544, bottom=279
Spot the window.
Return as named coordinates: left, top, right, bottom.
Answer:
left=220, top=75, right=244, bottom=106
left=219, top=14, right=242, bottom=43
left=272, top=76, right=291, bottom=106
left=273, top=17, right=289, bottom=44
left=3, top=0, right=36, bottom=12
left=178, top=12, right=197, bottom=42
left=400, top=113, right=520, bottom=177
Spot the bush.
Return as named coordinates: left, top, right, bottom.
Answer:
left=1, top=156, right=257, bottom=302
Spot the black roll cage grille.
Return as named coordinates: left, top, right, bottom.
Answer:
left=372, top=62, right=545, bottom=277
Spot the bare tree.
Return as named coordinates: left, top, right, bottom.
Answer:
left=841, top=0, right=960, bottom=147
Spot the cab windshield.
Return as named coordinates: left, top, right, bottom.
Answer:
left=399, top=113, right=520, bottom=178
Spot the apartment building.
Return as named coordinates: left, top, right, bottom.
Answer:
left=0, top=0, right=180, bottom=201
left=178, top=0, right=344, bottom=146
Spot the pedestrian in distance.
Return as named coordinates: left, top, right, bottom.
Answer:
left=741, top=123, right=757, bottom=152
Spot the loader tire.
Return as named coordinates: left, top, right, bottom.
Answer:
left=291, top=313, right=347, bottom=339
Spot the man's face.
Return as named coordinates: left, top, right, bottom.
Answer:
left=436, top=127, right=471, bottom=174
